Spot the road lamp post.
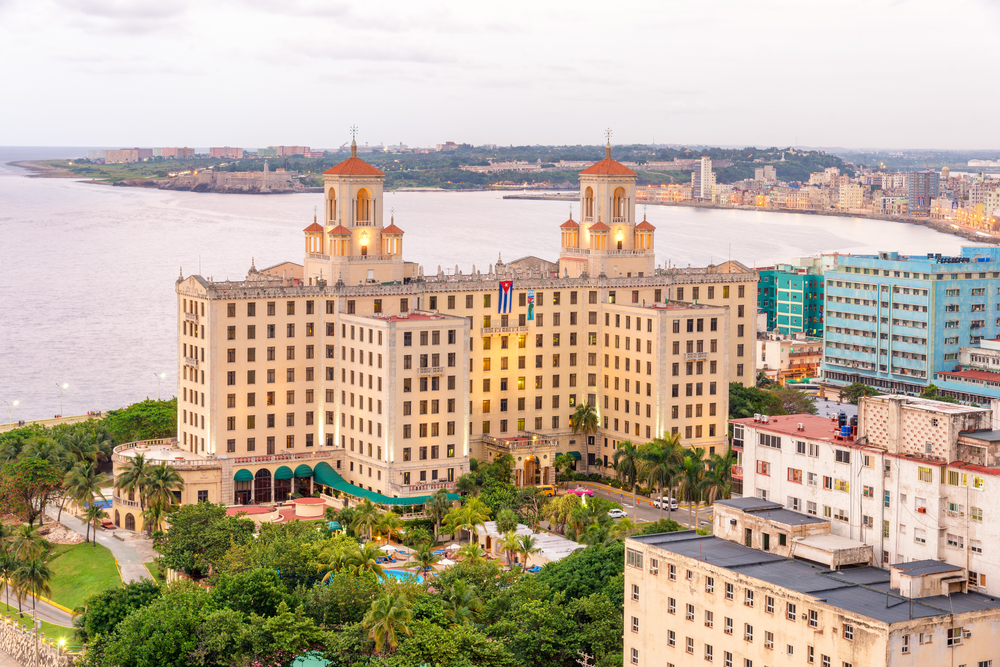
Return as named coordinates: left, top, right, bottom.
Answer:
left=56, top=383, right=68, bottom=417
left=4, top=399, right=17, bottom=424
left=154, top=373, right=166, bottom=401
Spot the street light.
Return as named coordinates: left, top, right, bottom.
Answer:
left=154, top=373, right=166, bottom=401
left=56, top=383, right=68, bottom=417
left=3, top=399, right=17, bottom=424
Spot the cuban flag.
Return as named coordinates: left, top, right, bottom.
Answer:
left=498, top=281, right=513, bottom=313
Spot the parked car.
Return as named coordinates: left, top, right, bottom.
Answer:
left=653, top=496, right=680, bottom=510
left=537, top=485, right=557, bottom=497
left=608, top=508, right=627, bottom=519
left=568, top=487, right=595, bottom=497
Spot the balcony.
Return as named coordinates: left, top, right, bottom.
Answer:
left=482, top=433, right=560, bottom=450
left=388, top=480, right=457, bottom=496
left=561, top=247, right=590, bottom=256
left=481, top=325, right=528, bottom=335
left=307, top=252, right=331, bottom=261
left=418, top=366, right=444, bottom=376
left=184, top=312, right=197, bottom=322
left=612, top=216, right=627, bottom=223
left=184, top=356, right=198, bottom=367
left=347, top=254, right=395, bottom=262
left=112, top=495, right=140, bottom=509
left=685, top=352, right=707, bottom=361
left=731, top=465, right=743, bottom=479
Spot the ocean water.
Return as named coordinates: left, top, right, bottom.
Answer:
left=0, top=147, right=974, bottom=420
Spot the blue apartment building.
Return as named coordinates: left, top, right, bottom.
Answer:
left=757, top=264, right=824, bottom=336
left=822, top=247, right=1000, bottom=396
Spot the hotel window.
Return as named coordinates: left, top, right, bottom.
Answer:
left=630, top=649, right=638, bottom=665
left=724, top=617, right=733, bottom=634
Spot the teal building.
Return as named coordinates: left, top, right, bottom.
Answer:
left=757, top=263, right=825, bottom=336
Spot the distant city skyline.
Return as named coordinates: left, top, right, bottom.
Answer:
left=0, top=0, right=997, bottom=149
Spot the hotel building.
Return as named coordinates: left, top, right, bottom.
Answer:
left=111, top=140, right=758, bottom=531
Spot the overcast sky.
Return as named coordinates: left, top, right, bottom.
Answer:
left=1, top=0, right=997, bottom=150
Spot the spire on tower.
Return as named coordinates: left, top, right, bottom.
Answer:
left=604, top=128, right=613, bottom=159
left=350, top=124, right=359, bottom=158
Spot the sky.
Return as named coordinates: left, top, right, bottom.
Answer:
left=1, top=0, right=998, bottom=150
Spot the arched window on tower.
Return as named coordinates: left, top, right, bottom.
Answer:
left=328, top=189, right=337, bottom=223
left=583, top=187, right=594, bottom=221
left=356, top=188, right=372, bottom=226
left=613, top=187, right=627, bottom=223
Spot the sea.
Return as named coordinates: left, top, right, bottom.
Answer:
left=0, top=147, right=980, bottom=421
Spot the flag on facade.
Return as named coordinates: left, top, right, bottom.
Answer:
left=498, top=281, right=513, bottom=313
left=526, top=289, right=535, bottom=321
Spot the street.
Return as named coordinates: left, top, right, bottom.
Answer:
left=565, top=483, right=715, bottom=530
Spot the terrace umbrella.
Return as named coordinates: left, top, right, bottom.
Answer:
left=379, top=545, right=396, bottom=552
left=445, top=543, right=461, bottom=550
left=439, top=558, right=456, bottom=566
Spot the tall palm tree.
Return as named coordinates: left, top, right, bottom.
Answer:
left=348, top=543, right=387, bottom=580
left=411, top=544, right=440, bottom=575
left=441, top=580, right=483, bottom=626
left=612, top=441, right=642, bottom=520
left=316, top=544, right=352, bottom=583
left=702, top=449, right=734, bottom=507
left=65, top=462, right=105, bottom=523
left=13, top=559, right=51, bottom=617
left=83, top=505, right=108, bottom=546
left=363, top=592, right=413, bottom=655
left=680, top=447, right=708, bottom=529
left=143, top=463, right=185, bottom=512
left=498, top=530, right=521, bottom=569
left=115, top=453, right=150, bottom=513
left=424, top=490, right=452, bottom=543
left=571, top=402, right=600, bottom=472
left=0, top=554, right=14, bottom=609
left=642, top=434, right=684, bottom=521
left=463, top=498, right=490, bottom=545
left=516, top=533, right=541, bottom=569
left=454, top=473, right=478, bottom=497
left=141, top=502, right=168, bottom=535
left=376, top=511, right=404, bottom=545
left=9, top=525, right=46, bottom=562
left=351, top=500, right=381, bottom=542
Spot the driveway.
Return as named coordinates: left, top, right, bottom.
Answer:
left=0, top=584, right=73, bottom=625
left=563, top=483, right=716, bottom=529
left=47, top=513, right=152, bottom=584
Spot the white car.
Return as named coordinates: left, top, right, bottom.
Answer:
left=608, top=509, right=627, bottom=519
left=653, top=497, right=680, bottom=510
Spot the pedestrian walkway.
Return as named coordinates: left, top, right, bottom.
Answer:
left=48, top=513, right=152, bottom=584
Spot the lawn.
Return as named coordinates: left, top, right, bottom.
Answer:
left=143, top=562, right=164, bottom=584
left=47, top=543, right=122, bottom=610
left=0, top=601, right=75, bottom=643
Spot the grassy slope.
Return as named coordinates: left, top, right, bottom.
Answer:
left=47, top=543, right=122, bottom=610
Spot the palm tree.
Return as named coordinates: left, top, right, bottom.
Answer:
left=83, top=505, right=108, bottom=546
left=141, top=502, right=168, bottom=535
left=680, top=448, right=708, bottom=529
left=642, top=434, right=684, bottom=520
left=516, top=533, right=541, bottom=569
left=702, top=450, right=734, bottom=508
left=499, top=530, right=521, bottom=569
left=115, top=453, right=150, bottom=513
left=143, top=463, right=185, bottom=512
left=0, top=553, right=15, bottom=609
left=351, top=500, right=381, bottom=542
left=454, top=473, right=478, bottom=497
left=349, top=543, right=387, bottom=580
left=441, top=580, right=483, bottom=625
left=571, top=402, right=599, bottom=472
left=551, top=453, right=575, bottom=483
left=363, top=592, right=413, bottom=655
left=65, top=462, right=105, bottom=525
left=612, top=441, right=642, bottom=520
left=9, top=525, right=46, bottom=562
left=13, top=559, right=52, bottom=617
left=411, top=544, right=440, bottom=575
left=455, top=543, right=486, bottom=564
left=376, top=511, right=404, bottom=545
left=316, top=544, right=352, bottom=584
left=423, top=490, right=452, bottom=543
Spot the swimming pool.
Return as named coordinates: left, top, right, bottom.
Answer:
left=384, top=569, right=424, bottom=583
left=89, top=500, right=112, bottom=509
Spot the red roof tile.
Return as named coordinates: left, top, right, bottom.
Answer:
left=303, top=222, right=324, bottom=233
left=382, top=223, right=405, bottom=234
left=327, top=225, right=351, bottom=235
left=579, top=158, right=637, bottom=177
left=938, top=369, right=1000, bottom=382
left=560, top=218, right=580, bottom=229
left=589, top=221, right=610, bottom=232
left=322, top=157, right=385, bottom=177
left=635, top=220, right=656, bottom=230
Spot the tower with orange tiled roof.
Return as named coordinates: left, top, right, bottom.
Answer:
left=303, top=130, right=408, bottom=285
left=559, top=133, right=655, bottom=278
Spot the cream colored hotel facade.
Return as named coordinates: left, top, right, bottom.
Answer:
left=111, top=141, right=758, bottom=531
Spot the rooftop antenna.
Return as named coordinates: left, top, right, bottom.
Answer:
left=604, top=128, right=612, bottom=159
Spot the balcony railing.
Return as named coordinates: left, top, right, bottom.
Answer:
left=113, top=438, right=341, bottom=468
left=184, top=356, right=198, bottom=367
left=684, top=352, right=707, bottom=360
left=481, top=433, right=560, bottom=449
left=347, top=254, right=395, bottom=262
left=307, top=252, right=331, bottom=260
left=388, top=480, right=457, bottom=496
left=112, top=495, right=140, bottom=509
left=482, top=325, right=528, bottom=335
left=731, top=465, right=743, bottom=478
left=561, top=247, right=591, bottom=256
left=612, top=216, right=628, bottom=223
left=184, top=312, right=197, bottom=322
left=418, top=366, right=444, bottom=376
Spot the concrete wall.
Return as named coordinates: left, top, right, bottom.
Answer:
left=0, top=619, right=75, bottom=667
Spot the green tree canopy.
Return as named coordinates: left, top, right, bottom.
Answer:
left=0, top=457, right=63, bottom=525
left=839, top=382, right=881, bottom=404
left=75, top=580, right=161, bottom=643
left=729, top=382, right=787, bottom=419
left=769, top=386, right=818, bottom=415
left=154, top=503, right=255, bottom=576
left=102, top=399, right=177, bottom=444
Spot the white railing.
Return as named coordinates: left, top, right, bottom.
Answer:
left=184, top=356, right=198, bottom=367
left=184, top=312, right=197, bottom=322
left=308, top=252, right=331, bottom=260
left=347, top=254, right=395, bottom=262
left=684, top=352, right=708, bottom=360
left=418, top=366, right=444, bottom=376
left=561, top=247, right=591, bottom=255
left=482, top=326, right=528, bottom=335
left=113, top=495, right=140, bottom=509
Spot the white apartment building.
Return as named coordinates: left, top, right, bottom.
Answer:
left=733, top=395, right=1000, bottom=595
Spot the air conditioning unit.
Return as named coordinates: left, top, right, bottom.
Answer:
left=797, top=423, right=804, bottom=431
left=762, top=415, right=770, bottom=423
left=963, top=630, right=972, bottom=638
left=753, top=413, right=761, bottom=422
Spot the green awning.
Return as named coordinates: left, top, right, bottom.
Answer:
left=567, top=451, right=582, bottom=461
left=294, top=464, right=313, bottom=478
left=313, top=462, right=460, bottom=506
left=274, top=466, right=294, bottom=480
left=234, top=469, right=253, bottom=482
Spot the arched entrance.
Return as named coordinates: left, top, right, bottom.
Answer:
left=294, top=464, right=313, bottom=496
left=254, top=469, right=273, bottom=503
left=124, top=513, right=135, bottom=531
left=234, top=469, right=253, bottom=504
left=114, top=510, right=120, bottom=527
left=524, top=456, right=539, bottom=486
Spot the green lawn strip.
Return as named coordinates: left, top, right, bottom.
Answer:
left=47, top=543, right=122, bottom=610
left=0, top=600, right=74, bottom=640
left=143, top=562, right=164, bottom=584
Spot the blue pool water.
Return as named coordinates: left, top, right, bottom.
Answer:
left=88, top=500, right=112, bottom=509
left=384, top=569, right=424, bottom=583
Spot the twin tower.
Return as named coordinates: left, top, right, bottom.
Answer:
left=302, top=141, right=656, bottom=285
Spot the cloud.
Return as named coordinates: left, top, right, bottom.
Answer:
left=52, top=0, right=191, bottom=35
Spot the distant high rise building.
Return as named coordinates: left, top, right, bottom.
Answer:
left=104, top=149, right=139, bottom=164
left=907, top=170, right=939, bottom=215
left=692, top=156, right=714, bottom=200
left=755, top=165, right=777, bottom=182
left=209, top=147, right=244, bottom=159
left=86, top=150, right=105, bottom=161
